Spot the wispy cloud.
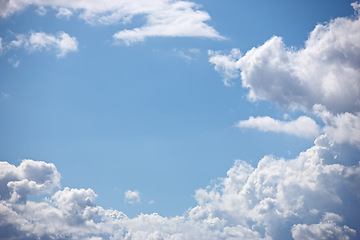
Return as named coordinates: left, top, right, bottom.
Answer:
left=236, top=115, right=321, bottom=139
left=9, top=31, right=78, bottom=58
left=0, top=0, right=224, bottom=44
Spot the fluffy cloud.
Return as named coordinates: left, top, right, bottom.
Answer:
left=314, top=105, right=360, bottom=148
left=291, top=213, right=356, bottom=240
left=0, top=134, right=359, bottom=239
left=0, top=159, right=60, bottom=202
left=236, top=115, right=321, bottom=138
left=0, top=0, right=223, bottom=44
left=125, top=190, right=141, bottom=205
left=9, top=31, right=78, bottom=58
left=209, top=4, right=360, bottom=114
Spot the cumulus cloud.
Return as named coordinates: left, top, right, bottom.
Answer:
left=9, top=31, right=78, bottom=57
left=314, top=105, right=360, bottom=148
left=0, top=159, right=60, bottom=203
left=209, top=4, right=360, bottom=114
left=0, top=134, right=359, bottom=239
left=125, top=190, right=141, bottom=205
left=291, top=213, right=356, bottom=240
left=0, top=0, right=223, bottom=44
left=237, top=115, right=321, bottom=138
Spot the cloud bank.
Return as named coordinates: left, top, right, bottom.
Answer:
left=1, top=133, right=359, bottom=239
left=0, top=0, right=223, bottom=44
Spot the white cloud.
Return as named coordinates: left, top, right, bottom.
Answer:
left=8, top=58, right=20, bottom=68
left=208, top=49, right=242, bottom=86
left=0, top=134, right=359, bottom=239
left=0, top=0, right=223, bottom=44
left=36, top=6, right=47, bottom=16
left=10, top=31, right=78, bottom=58
left=291, top=213, right=356, bottom=240
left=125, top=190, right=141, bottom=205
left=56, top=8, right=73, bottom=20
left=0, top=159, right=61, bottom=203
left=314, top=105, right=360, bottom=148
left=237, top=115, right=321, bottom=139
left=209, top=4, right=360, bottom=114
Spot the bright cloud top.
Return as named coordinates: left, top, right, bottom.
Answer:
left=125, top=190, right=141, bottom=205
left=314, top=105, right=360, bottom=148
left=237, top=115, right=321, bottom=139
left=209, top=4, right=360, bottom=114
left=0, top=0, right=223, bottom=44
left=9, top=31, right=78, bottom=58
left=1, top=133, right=359, bottom=239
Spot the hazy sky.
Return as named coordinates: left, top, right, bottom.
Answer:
left=1, top=0, right=359, bottom=239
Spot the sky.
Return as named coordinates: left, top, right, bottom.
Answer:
left=0, top=0, right=359, bottom=239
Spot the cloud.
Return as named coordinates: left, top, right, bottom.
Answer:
left=291, top=213, right=356, bottom=240
left=0, top=0, right=223, bottom=44
left=35, top=6, right=47, bottom=16
left=173, top=48, right=201, bottom=62
left=125, top=190, right=141, bottom=205
left=56, top=8, right=73, bottom=20
left=9, top=31, right=78, bottom=58
left=209, top=4, right=360, bottom=114
left=0, top=37, right=3, bottom=54
left=1, top=92, right=10, bottom=99
left=314, top=105, right=360, bottom=148
left=0, top=133, right=359, bottom=239
left=237, top=115, right=321, bottom=139
left=0, top=159, right=61, bottom=203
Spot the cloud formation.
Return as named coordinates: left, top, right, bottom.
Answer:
left=1, top=134, right=359, bottom=239
left=236, top=115, right=321, bottom=139
left=0, top=0, right=223, bottom=44
left=9, top=31, right=78, bottom=58
left=125, top=190, right=141, bottom=205
left=209, top=5, right=360, bottom=114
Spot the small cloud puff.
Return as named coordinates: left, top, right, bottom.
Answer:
left=125, top=190, right=141, bottom=205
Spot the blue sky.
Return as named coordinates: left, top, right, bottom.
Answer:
left=1, top=0, right=360, bottom=239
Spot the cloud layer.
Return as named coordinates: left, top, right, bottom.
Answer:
left=0, top=0, right=223, bottom=44
left=1, top=133, right=359, bottom=239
